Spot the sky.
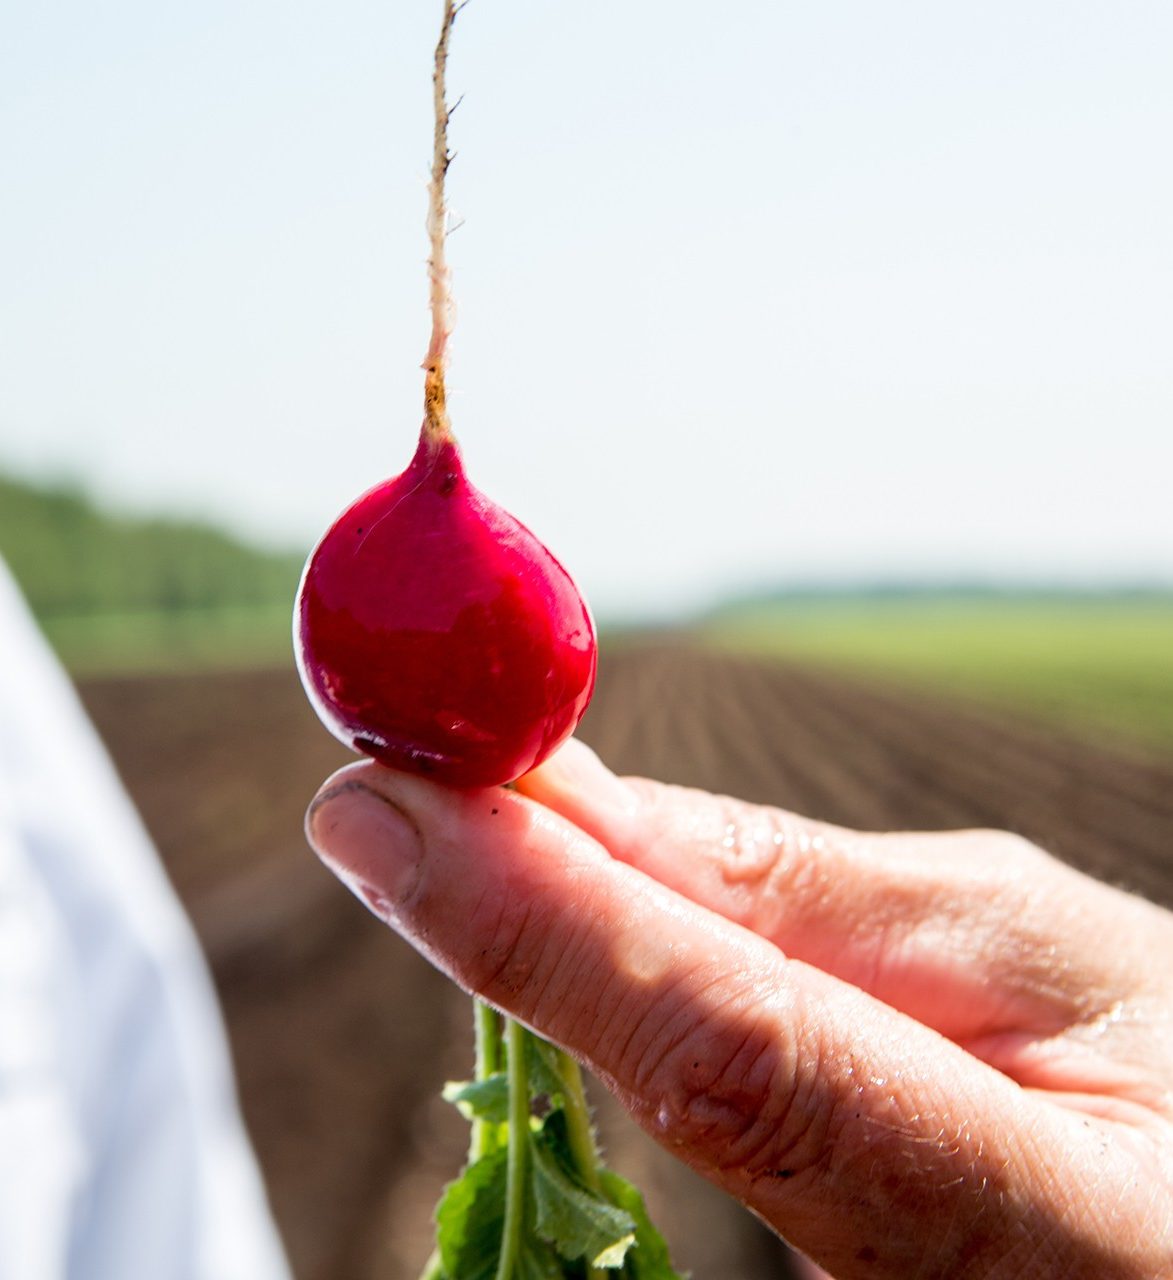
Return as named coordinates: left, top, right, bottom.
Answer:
left=2, top=1, right=1171, bottom=617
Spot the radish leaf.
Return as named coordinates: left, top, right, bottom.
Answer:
left=427, top=1013, right=685, bottom=1278
left=443, top=1073, right=510, bottom=1124
left=530, top=1134, right=637, bottom=1268
left=598, top=1171, right=686, bottom=1280
left=435, top=1149, right=507, bottom=1280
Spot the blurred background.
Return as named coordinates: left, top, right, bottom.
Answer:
left=3, top=1, right=1172, bottom=1277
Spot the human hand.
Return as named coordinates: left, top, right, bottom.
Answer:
left=306, top=740, right=1173, bottom=1278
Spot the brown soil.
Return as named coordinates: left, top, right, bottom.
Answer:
left=76, top=641, right=1173, bottom=1280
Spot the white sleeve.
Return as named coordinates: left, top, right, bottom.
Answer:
left=0, top=560, right=291, bottom=1280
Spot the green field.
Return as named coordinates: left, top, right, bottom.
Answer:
left=2, top=470, right=305, bottom=673
left=8, top=474, right=1172, bottom=752
left=702, top=596, right=1173, bottom=754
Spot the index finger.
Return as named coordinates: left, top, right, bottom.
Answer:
left=516, top=740, right=1157, bottom=1047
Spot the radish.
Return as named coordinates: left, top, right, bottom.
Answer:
left=294, top=429, right=596, bottom=787
left=293, top=4, right=596, bottom=787
left=295, top=5, right=680, bottom=1277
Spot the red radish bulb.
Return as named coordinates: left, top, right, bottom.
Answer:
left=294, top=429, right=596, bottom=788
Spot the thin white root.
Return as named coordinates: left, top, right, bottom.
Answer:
left=423, top=0, right=467, bottom=441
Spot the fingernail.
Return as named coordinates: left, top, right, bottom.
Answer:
left=538, top=739, right=639, bottom=816
left=306, top=781, right=423, bottom=913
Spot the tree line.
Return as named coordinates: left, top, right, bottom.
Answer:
left=0, top=473, right=306, bottom=617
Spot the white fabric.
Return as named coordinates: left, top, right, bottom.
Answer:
left=0, top=561, right=290, bottom=1280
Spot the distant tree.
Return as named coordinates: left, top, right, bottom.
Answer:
left=0, top=472, right=305, bottom=617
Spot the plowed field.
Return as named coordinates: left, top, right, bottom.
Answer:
left=77, top=641, right=1173, bottom=1280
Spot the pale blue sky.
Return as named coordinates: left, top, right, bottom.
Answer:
left=2, top=1, right=1171, bottom=615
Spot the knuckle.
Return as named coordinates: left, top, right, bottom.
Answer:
left=957, top=828, right=1046, bottom=867
left=632, top=979, right=834, bottom=1182
left=708, top=797, right=830, bottom=902
left=931, top=829, right=1055, bottom=914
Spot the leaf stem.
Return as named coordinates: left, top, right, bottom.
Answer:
left=551, top=1047, right=602, bottom=1193
left=471, top=999, right=502, bottom=1159
left=535, top=1039, right=609, bottom=1280
left=546, top=1041, right=607, bottom=1279
left=494, top=1016, right=530, bottom=1280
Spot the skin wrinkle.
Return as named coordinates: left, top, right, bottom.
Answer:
left=474, top=896, right=538, bottom=999
left=505, top=898, right=571, bottom=1004
left=523, top=933, right=579, bottom=1034
left=630, top=968, right=747, bottom=1099
left=990, top=1214, right=1047, bottom=1278
left=463, top=880, right=497, bottom=952
left=614, top=962, right=706, bottom=1090
left=727, top=1042, right=787, bottom=1174
left=645, top=789, right=839, bottom=936
left=1147, top=1177, right=1173, bottom=1254
left=665, top=849, right=1167, bottom=1269
left=685, top=1022, right=780, bottom=1172
left=454, top=870, right=513, bottom=977
left=1085, top=1152, right=1142, bottom=1259
left=899, top=861, right=1061, bottom=1020
left=751, top=831, right=819, bottom=936
left=525, top=883, right=624, bottom=1035
left=968, top=937, right=1173, bottom=1114
left=983, top=880, right=1089, bottom=1014
left=1087, top=1139, right=1169, bottom=1255
left=607, top=962, right=700, bottom=1088
left=528, top=886, right=596, bottom=1012
left=725, top=1043, right=809, bottom=1178
left=569, top=965, right=643, bottom=1065
left=757, top=1011, right=836, bottom=1185
left=574, top=962, right=645, bottom=1066
left=655, top=986, right=823, bottom=1182
left=769, top=829, right=840, bottom=927
left=857, top=910, right=906, bottom=1001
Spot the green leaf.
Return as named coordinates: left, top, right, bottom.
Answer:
left=517, top=1241, right=567, bottom=1280
left=598, top=1171, right=687, bottom=1280
left=530, top=1135, right=637, bottom=1269
left=431, top=1136, right=582, bottom=1280
left=526, top=1036, right=571, bottom=1114
left=435, top=1149, right=507, bottom=1280
left=443, top=1073, right=510, bottom=1125
left=432, top=1018, right=683, bottom=1280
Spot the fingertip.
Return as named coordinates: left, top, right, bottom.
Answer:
left=305, top=770, right=424, bottom=912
